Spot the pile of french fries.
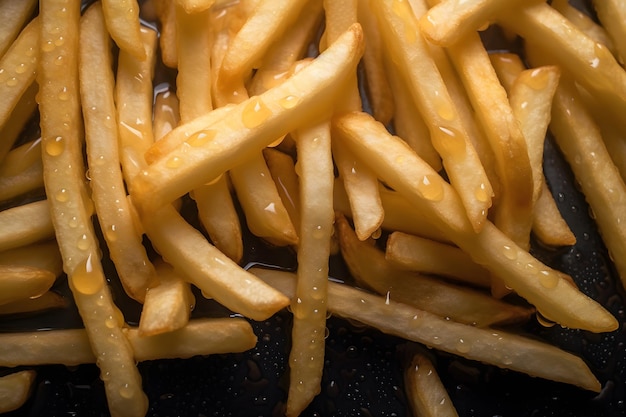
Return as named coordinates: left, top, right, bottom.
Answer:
left=0, top=0, right=625, bottom=415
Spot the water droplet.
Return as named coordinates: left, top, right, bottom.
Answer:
left=6, top=77, right=18, bottom=86
left=105, top=224, right=118, bottom=242
left=77, top=234, right=90, bottom=251
left=105, top=315, right=116, bottom=329
left=55, top=188, right=69, bottom=202
left=42, top=40, right=55, bottom=52
left=119, top=384, right=134, bottom=399
left=58, top=86, right=69, bottom=101
left=417, top=174, right=444, bottom=201
left=435, top=126, right=465, bottom=158
left=187, top=129, right=216, bottom=147
left=525, top=68, right=549, bottom=90
left=474, top=182, right=490, bottom=202
left=166, top=155, right=182, bottom=168
left=242, top=97, right=271, bottom=128
left=538, top=270, right=558, bottom=289
left=71, top=255, right=103, bottom=295
left=15, top=63, right=27, bottom=74
left=278, top=95, right=299, bottom=109
left=501, top=244, right=517, bottom=260
left=45, top=136, right=65, bottom=156
left=456, top=338, right=471, bottom=353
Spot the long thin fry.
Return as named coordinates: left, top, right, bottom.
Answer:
left=0, top=81, right=37, bottom=165
left=0, top=241, right=63, bottom=277
left=38, top=1, right=148, bottom=415
left=0, top=264, right=56, bottom=306
left=532, top=182, right=576, bottom=247
left=592, top=0, right=626, bottom=64
left=0, top=0, right=37, bottom=59
left=0, top=370, right=36, bottom=413
left=333, top=111, right=618, bottom=332
left=0, top=138, right=44, bottom=202
left=101, top=0, right=145, bottom=60
left=252, top=267, right=602, bottom=393
left=0, top=200, right=54, bottom=252
left=404, top=352, right=459, bottom=417
left=0, top=291, right=66, bottom=315
left=264, top=148, right=301, bottom=235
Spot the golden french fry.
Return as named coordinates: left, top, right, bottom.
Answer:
left=264, top=148, right=301, bottom=235
left=0, top=291, right=66, bottom=315
left=0, top=264, right=56, bottom=306
left=131, top=24, right=364, bottom=213
left=153, top=0, right=178, bottom=68
left=0, top=0, right=37, bottom=58
left=337, top=215, right=533, bottom=327
left=532, top=182, right=576, bottom=247
left=333, top=111, right=618, bottom=332
left=153, top=89, right=181, bottom=142
left=0, top=370, right=36, bottom=413
left=253, top=267, right=603, bottom=393
left=101, top=0, right=145, bottom=60
left=176, top=0, right=216, bottom=14
left=0, top=241, right=63, bottom=278
left=138, top=260, right=195, bottom=337
left=0, top=200, right=54, bottom=252
left=386, top=231, right=491, bottom=288
left=592, top=0, right=626, bottom=64
left=79, top=3, right=157, bottom=302
left=404, top=352, right=459, bottom=417
left=0, top=138, right=43, bottom=202
left=0, top=318, right=257, bottom=367
left=0, top=81, right=37, bottom=165
left=371, top=0, right=493, bottom=231
left=38, top=1, right=148, bottom=415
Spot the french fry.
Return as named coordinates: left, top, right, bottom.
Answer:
left=0, top=81, right=37, bottom=165
left=532, top=182, right=576, bottom=247
left=0, top=291, right=66, bottom=315
left=371, top=0, right=493, bottom=232
left=38, top=1, right=148, bottom=415
left=286, top=121, right=335, bottom=417
left=252, top=267, right=603, bottom=393
left=264, top=148, right=301, bottom=235
left=153, top=0, right=178, bottom=68
left=153, top=89, right=180, bottom=142
left=404, top=352, right=459, bottom=417
left=79, top=3, right=157, bottom=302
left=0, top=200, right=54, bottom=252
left=592, top=0, right=626, bottom=64
left=138, top=260, right=195, bottom=337
left=131, top=24, right=364, bottom=213
left=0, top=241, right=63, bottom=278
left=0, top=370, right=36, bottom=413
left=333, top=111, right=618, bottom=332
left=176, top=0, right=216, bottom=14
left=385, top=231, right=491, bottom=288
left=0, top=264, right=56, bottom=306
left=0, top=138, right=44, bottom=202
left=101, top=0, right=145, bottom=61
left=0, top=318, right=257, bottom=367
left=0, top=0, right=37, bottom=59
left=337, top=215, right=532, bottom=327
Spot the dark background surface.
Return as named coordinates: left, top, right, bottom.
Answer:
left=2, top=0, right=625, bottom=416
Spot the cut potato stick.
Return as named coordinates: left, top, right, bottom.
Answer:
left=286, top=121, right=334, bottom=417
left=131, top=24, right=364, bottom=213
left=592, top=0, right=626, bottom=64
left=153, top=89, right=181, bottom=142
left=0, top=200, right=54, bottom=252
left=404, top=352, right=459, bottom=417
left=153, top=0, right=178, bottom=68
left=38, top=1, right=148, bottom=415
left=532, top=182, right=576, bottom=247
left=371, top=0, right=493, bottom=231
left=0, top=0, right=37, bottom=59
left=337, top=215, right=532, bottom=327
left=0, top=291, right=66, bottom=315
left=386, top=231, right=491, bottom=288
left=252, top=267, right=602, bottom=393
left=419, top=0, right=528, bottom=46
left=551, top=0, right=616, bottom=58
left=0, top=264, right=56, bottom=306
left=0, top=241, right=63, bottom=278
left=498, top=2, right=626, bottom=122
left=0, top=138, right=44, bottom=202
left=0, top=318, right=257, bottom=367
left=333, top=111, right=618, bottom=332
left=264, top=148, right=301, bottom=236
left=0, top=370, right=36, bottom=414
left=142, top=204, right=290, bottom=321
left=177, top=0, right=216, bottom=14
left=101, top=0, right=145, bottom=60
left=138, top=260, right=195, bottom=336
left=79, top=3, right=157, bottom=302
left=0, top=81, right=37, bottom=165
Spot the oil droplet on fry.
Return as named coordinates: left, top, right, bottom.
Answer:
left=72, top=255, right=103, bottom=295
left=242, top=97, right=272, bottom=128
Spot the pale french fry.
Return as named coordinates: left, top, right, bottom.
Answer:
left=131, top=25, right=364, bottom=213
left=0, top=318, right=257, bottom=367
left=532, top=182, right=576, bottom=247
left=252, top=267, right=603, bottom=393
left=404, top=352, right=459, bottom=417
left=371, top=0, right=493, bottom=232
left=0, top=264, right=56, bottom=306
left=176, top=0, right=215, bottom=14
left=0, top=18, right=38, bottom=158
left=264, top=148, right=301, bottom=235
left=498, top=2, right=626, bottom=122
left=153, top=0, right=178, bottom=68
left=0, top=200, right=54, bottom=252
left=386, top=231, right=491, bottom=288
left=142, top=204, right=290, bottom=321
left=138, top=260, right=195, bottom=337
left=0, top=291, right=66, bottom=315
left=286, top=121, right=334, bottom=417
left=153, top=89, right=181, bottom=142
left=0, top=0, right=37, bottom=59
left=419, top=0, right=529, bottom=47
left=337, top=216, right=532, bottom=327
left=0, top=81, right=37, bottom=165
left=79, top=3, right=157, bottom=302
left=0, top=370, right=36, bottom=413
left=333, top=111, right=618, bottom=332
left=592, top=0, right=626, bottom=64
left=101, top=0, right=145, bottom=60
left=0, top=241, right=63, bottom=278
left=0, top=138, right=44, bottom=202
left=551, top=0, right=616, bottom=58
left=38, top=1, right=148, bottom=415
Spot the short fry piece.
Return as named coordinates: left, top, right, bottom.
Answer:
left=0, top=291, right=66, bottom=315
left=0, top=370, right=36, bottom=413
left=0, top=200, right=55, bottom=252
left=0, top=241, right=63, bottom=277
left=0, top=138, right=44, bottom=202
left=404, top=352, right=459, bottom=417
left=0, top=264, right=56, bottom=306
left=532, top=182, right=576, bottom=247
left=253, top=267, right=602, bottom=393
left=101, top=0, right=146, bottom=60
